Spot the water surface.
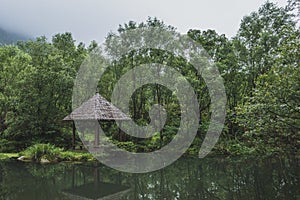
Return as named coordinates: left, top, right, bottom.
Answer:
left=0, top=156, right=299, bottom=199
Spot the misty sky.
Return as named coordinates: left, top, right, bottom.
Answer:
left=0, top=0, right=288, bottom=44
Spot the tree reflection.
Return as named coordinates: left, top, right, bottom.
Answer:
left=0, top=156, right=298, bottom=199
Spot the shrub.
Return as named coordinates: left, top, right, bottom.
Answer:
left=115, top=141, right=137, bottom=152
left=59, top=151, right=95, bottom=162
left=21, top=143, right=62, bottom=162
left=59, top=151, right=74, bottom=161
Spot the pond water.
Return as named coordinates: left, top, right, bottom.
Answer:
left=0, top=156, right=299, bottom=199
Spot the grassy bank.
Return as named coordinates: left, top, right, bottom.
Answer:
left=0, top=151, right=96, bottom=162
left=0, top=144, right=97, bottom=163
left=1, top=141, right=298, bottom=163
left=0, top=153, right=19, bottom=160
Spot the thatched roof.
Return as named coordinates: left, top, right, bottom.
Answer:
left=63, top=93, right=130, bottom=121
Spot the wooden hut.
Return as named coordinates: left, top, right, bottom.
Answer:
left=63, top=92, right=130, bottom=150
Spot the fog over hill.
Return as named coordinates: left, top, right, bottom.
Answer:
left=0, top=27, right=30, bottom=45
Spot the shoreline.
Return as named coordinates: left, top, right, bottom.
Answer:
left=1, top=150, right=298, bottom=163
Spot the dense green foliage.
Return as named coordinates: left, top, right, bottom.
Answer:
left=0, top=34, right=89, bottom=151
left=20, top=143, right=95, bottom=162
left=0, top=2, right=299, bottom=156
left=21, top=143, right=62, bottom=162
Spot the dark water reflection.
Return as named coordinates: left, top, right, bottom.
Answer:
left=0, top=156, right=299, bottom=200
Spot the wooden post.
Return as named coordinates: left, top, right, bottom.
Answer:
left=118, top=121, right=123, bottom=142
left=72, top=121, right=76, bottom=150
left=94, top=120, right=99, bottom=146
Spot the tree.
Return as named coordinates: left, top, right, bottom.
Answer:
left=3, top=34, right=86, bottom=149
left=235, top=1, right=296, bottom=97
left=188, top=29, right=243, bottom=138
left=236, top=26, right=300, bottom=153
left=0, top=46, right=33, bottom=151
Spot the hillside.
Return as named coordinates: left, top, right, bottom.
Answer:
left=0, top=28, right=30, bottom=45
